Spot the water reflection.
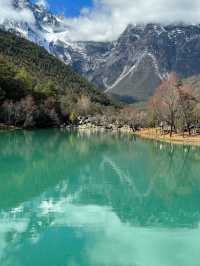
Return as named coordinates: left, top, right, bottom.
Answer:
left=1, top=191, right=200, bottom=266
left=1, top=130, right=200, bottom=266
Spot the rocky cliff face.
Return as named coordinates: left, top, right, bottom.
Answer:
left=2, top=1, right=200, bottom=102
left=49, top=23, right=200, bottom=101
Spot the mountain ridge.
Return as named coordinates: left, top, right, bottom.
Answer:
left=2, top=1, right=200, bottom=102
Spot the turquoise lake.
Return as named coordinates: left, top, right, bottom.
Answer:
left=0, top=129, right=200, bottom=266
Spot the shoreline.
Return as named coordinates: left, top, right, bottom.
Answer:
left=76, top=124, right=200, bottom=146
left=134, top=128, right=200, bottom=146
left=2, top=121, right=200, bottom=147
left=0, top=123, right=21, bottom=131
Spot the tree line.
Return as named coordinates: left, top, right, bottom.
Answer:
left=118, top=73, right=200, bottom=136
left=0, top=29, right=117, bottom=128
left=149, top=73, right=200, bottom=136
left=0, top=55, right=116, bottom=128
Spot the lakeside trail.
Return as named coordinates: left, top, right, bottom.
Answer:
left=135, top=128, right=200, bottom=146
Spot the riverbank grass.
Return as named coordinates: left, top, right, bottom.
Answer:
left=135, top=128, right=200, bottom=146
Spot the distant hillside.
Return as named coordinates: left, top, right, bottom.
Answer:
left=0, top=30, right=115, bottom=128
left=0, top=30, right=112, bottom=104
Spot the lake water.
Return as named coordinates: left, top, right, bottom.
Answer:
left=0, top=129, right=200, bottom=266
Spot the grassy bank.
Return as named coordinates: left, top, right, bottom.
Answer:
left=135, top=128, right=200, bottom=146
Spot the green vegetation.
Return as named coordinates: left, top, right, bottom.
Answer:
left=0, top=30, right=115, bottom=128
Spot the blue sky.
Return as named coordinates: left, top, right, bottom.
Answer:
left=35, top=0, right=93, bottom=17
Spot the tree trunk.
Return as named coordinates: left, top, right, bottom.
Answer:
left=188, top=125, right=191, bottom=136
left=170, top=124, right=173, bottom=137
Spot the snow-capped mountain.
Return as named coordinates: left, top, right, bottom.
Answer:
left=84, top=23, right=200, bottom=101
left=2, top=0, right=200, bottom=101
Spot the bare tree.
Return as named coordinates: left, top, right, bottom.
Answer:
left=120, top=106, right=147, bottom=130
left=177, top=83, right=197, bottom=135
left=21, top=95, right=36, bottom=128
left=77, top=95, right=91, bottom=115
left=151, top=73, right=180, bottom=137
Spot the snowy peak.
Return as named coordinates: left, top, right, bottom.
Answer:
left=1, top=1, right=200, bottom=102
left=33, top=4, right=60, bottom=28
left=80, top=23, right=200, bottom=101
left=1, top=0, right=66, bottom=50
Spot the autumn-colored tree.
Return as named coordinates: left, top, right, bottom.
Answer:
left=77, top=95, right=91, bottom=115
left=20, top=95, right=36, bottom=128
left=60, top=92, right=77, bottom=118
left=150, top=73, right=200, bottom=136
left=150, top=73, right=180, bottom=136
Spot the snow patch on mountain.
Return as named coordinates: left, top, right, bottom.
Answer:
left=2, top=1, right=200, bottom=101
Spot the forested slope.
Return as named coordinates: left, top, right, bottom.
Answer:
left=0, top=30, right=114, bottom=128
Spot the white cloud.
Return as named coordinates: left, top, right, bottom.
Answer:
left=0, top=0, right=35, bottom=24
left=1, top=0, right=200, bottom=42
left=60, top=0, right=200, bottom=41
left=36, top=0, right=48, bottom=9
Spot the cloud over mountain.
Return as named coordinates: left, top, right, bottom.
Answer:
left=35, top=0, right=48, bottom=9
left=61, top=0, right=200, bottom=41
left=0, top=0, right=35, bottom=24
left=1, top=0, right=200, bottom=41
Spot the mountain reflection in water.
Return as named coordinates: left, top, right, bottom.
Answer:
left=0, top=130, right=200, bottom=266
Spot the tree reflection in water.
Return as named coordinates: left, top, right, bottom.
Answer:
left=1, top=130, right=200, bottom=266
